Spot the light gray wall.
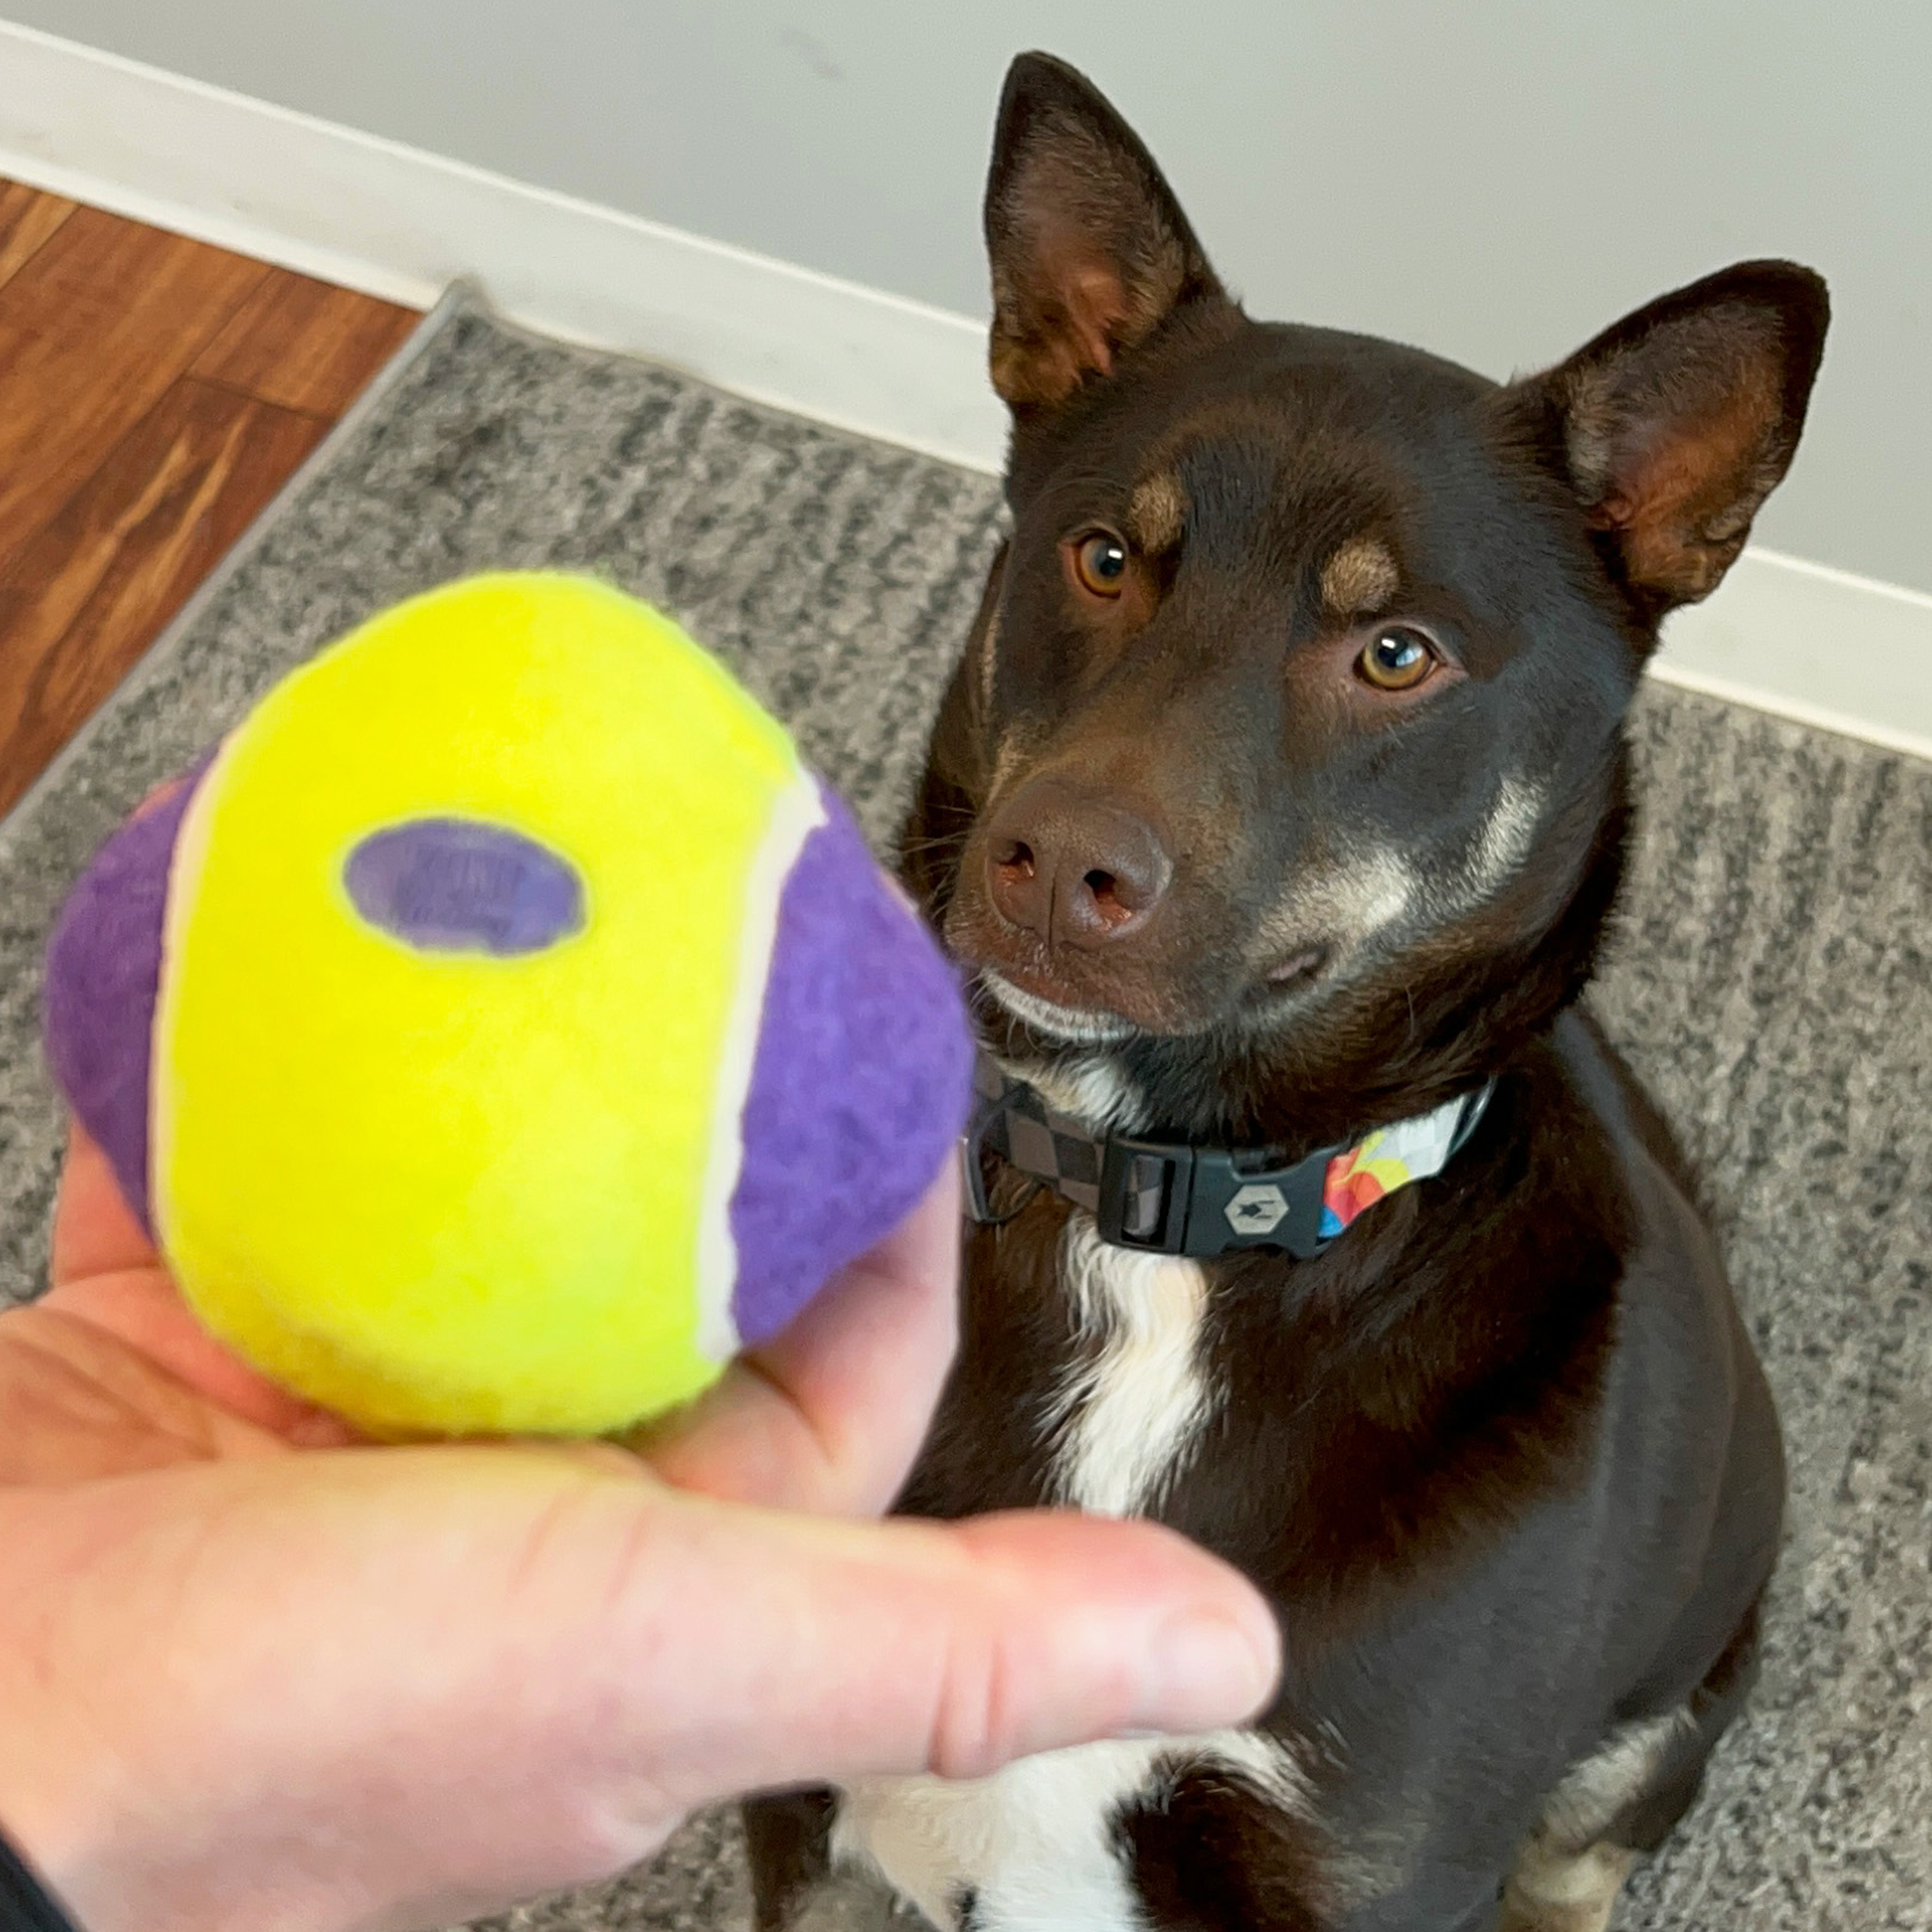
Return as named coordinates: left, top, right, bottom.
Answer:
left=17, top=0, right=1929, bottom=592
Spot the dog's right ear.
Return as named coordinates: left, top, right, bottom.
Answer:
left=985, top=53, right=1227, bottom=415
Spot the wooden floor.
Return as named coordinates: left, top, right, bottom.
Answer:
left=0, top=181, right=420, bottom=817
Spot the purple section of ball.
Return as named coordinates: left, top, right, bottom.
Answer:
left=42, top=767, right=211, bottom=1237
left=728, top=791, right=973, bottom=1346
left=345, top=819, right=585, bottom=955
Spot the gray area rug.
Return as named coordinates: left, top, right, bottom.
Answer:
left=0, top=289, right=1926, bottom=1931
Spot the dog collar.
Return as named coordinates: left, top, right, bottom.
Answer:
left=961, top=1054, right=1495, bottom=1260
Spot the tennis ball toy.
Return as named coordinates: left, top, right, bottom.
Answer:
left=42, top=573, right=972, bottom=1438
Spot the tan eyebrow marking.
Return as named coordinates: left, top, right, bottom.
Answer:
left=1320, top=535, right=1400, bottom=616
left=1128, top=472, right=1186, bottom=554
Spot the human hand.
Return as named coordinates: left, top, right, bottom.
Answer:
left=0, top=1128, right=1280, bottom=1932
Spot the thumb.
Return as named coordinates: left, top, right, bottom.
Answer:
left=0, top=1452, right=1280, bottom=1932
left=595, top=1493, right=1283, bottom=1801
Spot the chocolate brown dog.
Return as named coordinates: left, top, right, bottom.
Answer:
left=746, top=51, right=1825, bottom=1932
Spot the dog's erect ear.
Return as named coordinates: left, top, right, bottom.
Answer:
left=1521, top=261, right=1828, bottom=612
left=985, top=53, right=1227, bottom=415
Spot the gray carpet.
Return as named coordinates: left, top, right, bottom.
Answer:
left=0, top=288, right=1926, bottom=1931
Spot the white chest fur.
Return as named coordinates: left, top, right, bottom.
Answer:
left=835, top=1733, right=1307, bottom=1932
left=828, top=1217, right=1253, bottom=1932
left=1048, top=1218, right=1218, bottom=1517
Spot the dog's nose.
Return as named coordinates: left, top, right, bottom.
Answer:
left=983, top=781, right=1172, bottom=949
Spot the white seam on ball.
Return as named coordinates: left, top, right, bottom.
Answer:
left=693, top=768, right=827, bottom=1364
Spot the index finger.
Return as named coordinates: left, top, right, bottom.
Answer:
left=47, top=770, right=185, bottom=1288
left=50, top=1121, right=160, bottom=1285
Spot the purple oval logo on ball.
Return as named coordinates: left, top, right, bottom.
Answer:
left=344, top=819, right=585, bottom=956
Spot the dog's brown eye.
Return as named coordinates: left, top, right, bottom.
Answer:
left=1358, top=627, right=1437, bottom=691
left=1071, top=531, right=1130, bottom=598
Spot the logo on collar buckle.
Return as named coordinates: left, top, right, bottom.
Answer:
left=1095, top=1137, right=1340, bottom=1260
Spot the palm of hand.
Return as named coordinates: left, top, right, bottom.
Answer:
left=0, top=1129, right=1274, bottom=1932
left=0, top=1129, right=968, bottom=1931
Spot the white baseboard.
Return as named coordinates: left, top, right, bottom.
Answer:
left=1655, top=553, right=1932, bottom=763
left=0, top=19, right=1007, bottom=473
left=2, top=19, right=1926, bottom=764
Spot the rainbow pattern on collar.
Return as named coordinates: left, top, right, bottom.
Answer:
left=1318, top=1097, right=1481, bottom=1238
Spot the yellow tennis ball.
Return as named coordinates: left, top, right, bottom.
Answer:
left=44, top=574, right=972, bottom=1437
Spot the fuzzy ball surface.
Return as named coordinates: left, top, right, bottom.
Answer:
left=43, top=573, right=971, bottom=1437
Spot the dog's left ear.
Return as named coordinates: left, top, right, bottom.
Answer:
left=984, top=53, right=1228, bottom=415
left=1515, top=261, right=1828, bottom=612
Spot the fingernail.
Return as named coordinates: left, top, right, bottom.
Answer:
left=1129, top=1608, right=1280, bottom=1734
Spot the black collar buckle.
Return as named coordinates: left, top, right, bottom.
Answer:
left=1095, top=1135, right=1341, bottom=1260
left=961, top=1057, right=1344, bottom=1262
